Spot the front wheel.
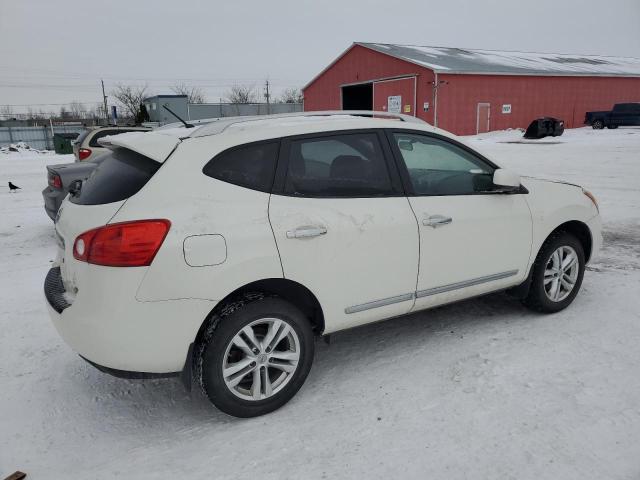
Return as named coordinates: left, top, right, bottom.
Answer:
left=196, top=296, right=315, bottom=417
left=523, top=232, right=585, bottom=313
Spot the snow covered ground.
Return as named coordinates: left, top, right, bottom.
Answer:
left=1, top=127, right=639, bottom=479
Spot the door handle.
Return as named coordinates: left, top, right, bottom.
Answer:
left=423, top=214, right=452, bottom=228
left=286, top=225, right=328, bottom=239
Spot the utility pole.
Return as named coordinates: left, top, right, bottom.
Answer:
left=264, top=79, right=271, bottom=115
left=429, top=76, right=449, bottom=128
left=101, top=79, right=108, bottom=125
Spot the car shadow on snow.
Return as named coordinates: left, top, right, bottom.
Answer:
left=63, top=358, right=232, bottom=425
left=59, top=290, right=537, bottom=425
left=311, top=291, right=534, bottom=373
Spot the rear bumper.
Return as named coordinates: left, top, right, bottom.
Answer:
left=44, top=266, right=212, bottom=374
left=42, top=186, right=64, bottom=221
left=80, top=355, right=180, bottom=379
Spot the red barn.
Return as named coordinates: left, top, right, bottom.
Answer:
left=303, top=43, right=640, bottom=135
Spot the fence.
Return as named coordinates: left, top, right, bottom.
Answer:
left=0, top=125, right=87, bottom=150
left=1, top=104, right=305, bottom=149
left=186, top=103, right=303, bottom=121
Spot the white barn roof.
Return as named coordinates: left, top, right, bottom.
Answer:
left=358, top=42, right=640, bottom=77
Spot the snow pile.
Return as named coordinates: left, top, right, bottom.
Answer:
left=0, top=141, right=49, bottom=155
left=1, top=128, right=640, bottom=479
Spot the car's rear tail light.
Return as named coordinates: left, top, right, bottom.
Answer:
left=78, top=148, right=92, bottom=160
left=48, top=172, right=62, bottom=189
left=73, top=219, right=171, bottom=267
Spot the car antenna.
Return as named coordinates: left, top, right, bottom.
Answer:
left=162, top=104, right=194, bottom=128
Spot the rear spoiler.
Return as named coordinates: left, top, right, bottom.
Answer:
left=98, top=131, right=181, bottom=163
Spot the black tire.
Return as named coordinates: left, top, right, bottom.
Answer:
left=522, top=231, right=585, bottom=313
left=195, top=295, right=315, bottom=417
left=592, top=120, right=605, bottom=129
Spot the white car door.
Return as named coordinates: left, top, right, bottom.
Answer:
left=387, top=131, right=532, bottom=311
left=269, top=130, right=419, bottom=333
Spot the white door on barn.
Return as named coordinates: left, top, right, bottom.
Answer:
left=476, top=103, right=491, bottom=134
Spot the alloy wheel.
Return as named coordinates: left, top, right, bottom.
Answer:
left=222, top=318, right=301, bottom=401
left=544, top=245, right=579, bottom=302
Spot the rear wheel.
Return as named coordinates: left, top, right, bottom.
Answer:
left=592, top=120, right=605, bottom=129
left=523, top=232, right=585, bottom=313
left=196, top=296, right=315, bottom=417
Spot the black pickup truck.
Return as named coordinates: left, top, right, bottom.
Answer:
left=585, top=103, right=640, bottom=129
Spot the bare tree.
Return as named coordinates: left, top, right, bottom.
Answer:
left=0, top=105, right=14, bottom=117
left=224, top=84, right=257, bottom=104
left=59, top=106, right=71, bottom=120
left=89, top=105, right=101, bottom=119
left=68, top=101, right=87, bottom=119
left=171, top=82, right=206, bottom=104
left=278, top=87, right=303, bottom=104
left=111, top=83, right=149, bottom=119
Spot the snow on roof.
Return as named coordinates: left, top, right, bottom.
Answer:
left=358, top=43, right=640, bottom=77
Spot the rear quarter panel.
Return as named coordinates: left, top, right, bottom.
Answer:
left=111, top=135, right=284, bottom=303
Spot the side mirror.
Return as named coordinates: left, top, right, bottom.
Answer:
left=492, top=168, right=521, bottom=189
left=398, top=140, right=414, bottom=151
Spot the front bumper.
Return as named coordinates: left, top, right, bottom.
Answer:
left=44, top=266, right=212, bottom=374
left=586, top=214, right=603, bottom=263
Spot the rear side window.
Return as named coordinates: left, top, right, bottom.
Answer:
left=74, top=129, right=91, bottom=146
left=284, top=133, right=393, bottom=197
left=203, top=141, right=279, bottom=193
left=70, top=148, right=160, bottom=205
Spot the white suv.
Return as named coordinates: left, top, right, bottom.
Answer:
left=45, top=112, right=602, bottom=417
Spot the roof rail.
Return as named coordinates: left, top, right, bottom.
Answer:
left=255, top=110, right=427, bottom=124
left=158, top=110, right=427, bottom=138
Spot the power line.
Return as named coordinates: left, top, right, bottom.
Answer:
left=0, top=81, right=303, bottom=88
left=0, top=101, right=103, bottom=107
left=0, top=70, right=307, bottom=84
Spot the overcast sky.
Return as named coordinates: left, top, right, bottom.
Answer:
left=1, top=0, right=639, bottom=114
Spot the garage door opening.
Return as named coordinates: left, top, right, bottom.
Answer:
left=342, top=83, right=373, bottom=110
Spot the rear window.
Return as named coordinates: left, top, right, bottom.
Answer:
left=70, top=147, right=160, bottom=205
